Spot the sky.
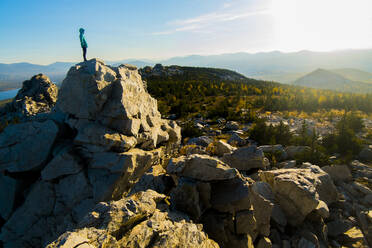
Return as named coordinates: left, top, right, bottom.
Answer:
left=1, top=0, right=372, bottom=64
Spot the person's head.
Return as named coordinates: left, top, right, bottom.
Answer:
left=79, top=28, right=85, bottom=34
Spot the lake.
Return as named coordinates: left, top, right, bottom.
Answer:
left=0, top=89, right=19, bottom=101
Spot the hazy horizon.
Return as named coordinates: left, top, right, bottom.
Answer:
left=1, top=0, right=372, bottom=65
left=2, top=48, right=372, bottom=66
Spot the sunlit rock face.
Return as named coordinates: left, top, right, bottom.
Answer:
left=0, top=58, right=181, bottom=248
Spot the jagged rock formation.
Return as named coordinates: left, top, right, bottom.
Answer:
left=48, top=132, right=371, bottom=248
left=0, top=74, right=58, bottom=118
left=46, top=190, right=219, bottom=248
left=0, top=59, right=371, bottom=248
left=57, top=59, right=180, bottom=150
left=0, top=59, right=181, bottom=248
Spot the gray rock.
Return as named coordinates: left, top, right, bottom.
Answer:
left=350, top=160, right=372, bottom=179
left=260, top=166, right=338, bottom=226
left=222, top=146, right=269, bottom=171
left=250, top=182, right=287, bottom=232
left=0, top=174, right=21, bottom=220
left=214, top=140, right=236, bottom=157
left=0, top=181, right=56, bottom=247
left=55, top=172, right=93, bottom=209
left=187, top=136, right=213, bottom=147
left=227, top=133, right=246, bottom=146
left=352, top=181, right=372, bottom=195
left=0, top=74, right=58, bottom=117
left=167, top=154, right=238, bottom=181
left=0, top=120, right=59, bottom=172
left=41, top=148, right=82, bottom=180
left=46, top=190, right=219, bottom=248
left=278, top=160, right=296, bottom=169
left=73, top=121, right=137, bottom=152
left=225, top=121, right=239, bottom=130
left=170, top=179, right=203, bottom=220
left=210, top=176, right=253, bottom=213
left=56, top=59, right=180, bottom=149
left=129, top=164, right=172, bottom=195
left=322, top=165, right=352, bottom=183
left=88, top=148, right=163, bottom=201
left=235, top=210, right=257, bottom=237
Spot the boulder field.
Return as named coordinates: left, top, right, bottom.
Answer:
left=0, top=59, right=371, bottom=248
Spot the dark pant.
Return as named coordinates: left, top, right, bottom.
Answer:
left=82, top=47, right=87, bottom=62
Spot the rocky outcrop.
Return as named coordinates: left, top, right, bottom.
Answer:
left=0, top=74, right=58, bottom=117
left=0, top=120, right=59, bottom=172
left=0, top=59, right=181, bottom=248
left=57, top=59, right=180, bottom=149
left=1, top=60, right=372, bottom=248
left=222, top=146, right=269, bottom=171
left=260, top=165, right=338, bottom=226
left=166, top=154, right=274, bottom=247
left=167, top=154, right=238, bottom=181
left=46, top=190, right=219, bottom=248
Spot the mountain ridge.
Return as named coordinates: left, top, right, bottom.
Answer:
left=293, top=68, right=372, bottom=93
left=2, top=49, right=372, bottom=91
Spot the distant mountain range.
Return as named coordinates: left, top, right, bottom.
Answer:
left=293, top=69, right=372, bottom=93
left=1, top=49, right=372, bottom=92
left=0, top=60, right=152, bottom=89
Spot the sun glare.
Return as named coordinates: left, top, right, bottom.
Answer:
left=270, top=0, right=372, bottom=51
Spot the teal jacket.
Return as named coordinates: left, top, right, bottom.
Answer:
left=79, top=33, right=88, bottom=48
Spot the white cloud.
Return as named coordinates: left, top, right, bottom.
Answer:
left=152, top=3, right=271, bottom=35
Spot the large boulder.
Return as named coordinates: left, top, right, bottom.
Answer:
left=0, top=120, right=59, bottom=172
left=72, top=121, right=137, bottom=152
left=322, top=165, right=352, bottom=183
left=0, top=74, right=58, bottom=117
left=222, top=146, right=269, bottom=171
left=167, top=154, right=238, bottom=181
left=210, top=175, right=253, bottom=214
left=56, top=59, right=180, bottom=148
left=46, top=190, right=219, bottom=248
left=87, top=148, right=163, bottom=201
left=41, top=146, right=83, bottom=181
left=249, top=182, right=287, bottom=235
left=260, top=166, right=338, bottom=226
left=0, top=59, right=182, bottom=248
left=0, top=181, right=58, bottom=247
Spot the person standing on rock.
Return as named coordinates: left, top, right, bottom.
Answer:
left=79, top=28, right=88, bottom=62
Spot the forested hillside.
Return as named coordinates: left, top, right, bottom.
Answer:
left=143, top=65, right=372, bottom=119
